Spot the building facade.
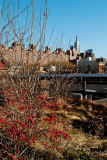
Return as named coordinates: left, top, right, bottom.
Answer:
left=0, top=36, right=106, bottom=74
left=0, top=41, right=79, bottom=66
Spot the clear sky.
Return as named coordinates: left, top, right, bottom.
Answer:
left=0, top=0, right=107, bottom=58
left=45, top=0, right=107, bottom=58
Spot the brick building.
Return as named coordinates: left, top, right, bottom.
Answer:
left=0, top=41, right=80, bottom=67
left=0, top=35, right=106, bottom=74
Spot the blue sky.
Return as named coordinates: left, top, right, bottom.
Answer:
left=0, top=0, right=107, bottom=58
left=45, top=0, right=107, bottom=58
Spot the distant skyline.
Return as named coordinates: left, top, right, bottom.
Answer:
left=45, top=0, right=107, bottom=58
left=0, top=0, right=107, bottom=58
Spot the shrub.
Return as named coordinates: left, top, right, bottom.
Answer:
left=64, top=146, right=93, bottom=160
left=19, top=63, right=41, bottom=76
left=0, top=86, right=70, bottom=159
left=42, top=61, right=74, bottom=71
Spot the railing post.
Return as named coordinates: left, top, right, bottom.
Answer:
left=82, top=80, right=87, bottom=99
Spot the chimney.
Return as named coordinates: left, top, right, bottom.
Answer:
left=45, top=46, right=51, bottom=52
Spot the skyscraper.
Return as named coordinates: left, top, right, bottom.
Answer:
left=74, top=35, right=80, bottom=54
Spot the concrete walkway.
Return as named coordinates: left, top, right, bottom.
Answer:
left=94, top=98, right=107, bottom=104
